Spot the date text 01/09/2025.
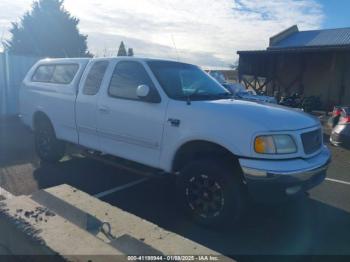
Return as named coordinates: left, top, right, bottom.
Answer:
left=127, top=255, right=220, bottom=261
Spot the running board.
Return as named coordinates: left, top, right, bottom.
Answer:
left=81, top=150, right=166, bottom=178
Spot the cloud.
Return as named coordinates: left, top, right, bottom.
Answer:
left=88, top=32, right=229, bottom=67
left=0, top=0, right=31, bottom=34
left=0, top=0, right=324, bottom=67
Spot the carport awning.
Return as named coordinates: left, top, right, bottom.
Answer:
left=238, top=45, right=350, bottom=55
left=237, top=45, right=350, bottom=77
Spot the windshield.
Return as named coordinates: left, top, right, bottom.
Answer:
left=147, top=61, right=230, bottom=101
left=223, top=83, right=256, bottom=96
left=209, top=71, right=227, bottom=84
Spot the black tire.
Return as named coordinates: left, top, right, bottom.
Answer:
left=176, top=158, right=245, bottom=227
left=34, top=118, right=65, bottom=163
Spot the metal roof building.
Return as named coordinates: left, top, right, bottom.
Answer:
left=237, top=25, right=350, bottom=109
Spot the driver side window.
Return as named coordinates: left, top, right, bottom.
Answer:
left=108, top=61, right=155, bottom=100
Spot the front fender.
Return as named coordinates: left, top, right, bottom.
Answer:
left=159, top=134, right=243, bottom=173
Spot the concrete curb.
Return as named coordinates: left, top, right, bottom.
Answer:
left=0, top=184, right=233, bottom=261
left=0, top=186, right=14, bottom=200
left=0, top=195, right=122, bottom=259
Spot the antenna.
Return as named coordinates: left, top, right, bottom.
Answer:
left=171, top=34, right=180, bottom=61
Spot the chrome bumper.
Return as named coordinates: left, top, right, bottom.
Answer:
left=239, top=146, right=331, bottom=201
left=241, top=157, right=330, bottom=181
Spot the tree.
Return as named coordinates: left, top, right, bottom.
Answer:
left=117, top=41, right=127, bottom=56
left=127, top=48, right=134, bottom=57
left=4, top=0, right=91, bottom=57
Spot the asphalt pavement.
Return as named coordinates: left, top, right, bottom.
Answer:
left=0, top=117, right=350, bottom=257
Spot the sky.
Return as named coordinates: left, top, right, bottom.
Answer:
left=0, top=0, right=349, bottom=68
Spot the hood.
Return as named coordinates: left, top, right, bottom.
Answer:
left=206, top=99, right=319, bottom=131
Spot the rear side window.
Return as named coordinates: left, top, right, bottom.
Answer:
left=32, top=65, right=55, bottom=82
left=83, top=61, right=109, bottom=95
left=32, top=64, right=79, bottom=84
left=51, top=64, right=79, bottom=84
left=108, top=61, right=154, bottom=100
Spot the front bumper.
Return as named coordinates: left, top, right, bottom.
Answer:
left=239, top=146, right=331, bottom=202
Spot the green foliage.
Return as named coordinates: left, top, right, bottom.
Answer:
left=4, top=0, right=91, bottom=57
left=127, top=48, right=134, bottom=57
left=117, top=41, right=127, bottom=56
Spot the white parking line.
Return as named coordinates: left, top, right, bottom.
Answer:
left=94, top=178, right=149, bottom=199
left=326, top=178, right=350, bottom=186
left=0, top=186, right=14, bottom=200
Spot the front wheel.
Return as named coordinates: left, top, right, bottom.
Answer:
left=34, top=119, right=65, bottom=163
left=176, top=158, right=245, bottom=227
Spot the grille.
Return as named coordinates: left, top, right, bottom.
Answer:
left=301, top=129, right=322, bottom=155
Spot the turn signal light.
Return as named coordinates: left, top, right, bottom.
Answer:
left=255, top=137, right=266, bottom=153
left=254, top=136, right=276, bottom=154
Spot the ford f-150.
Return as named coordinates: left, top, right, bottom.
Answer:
left=19, top=57, right=331, bottom=226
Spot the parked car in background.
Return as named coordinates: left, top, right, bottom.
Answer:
left=207, top=71, right=277, bottom=104
left=20, top=57, right=330, bottom=227
left=222, top=83, right=277, bottom=104
left=330, top=106, right=350, bottom=148
left=328, top=106, right=347, bottom=128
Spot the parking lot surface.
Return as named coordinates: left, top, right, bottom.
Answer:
left=1, top=117, right=350, bottom=256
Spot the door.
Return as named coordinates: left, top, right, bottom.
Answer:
left=97, top=60, right=167, bottom=168
left=76, top=60, right=109, bottom=150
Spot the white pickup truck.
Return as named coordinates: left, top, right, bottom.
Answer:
left=20, top=57, right=331, bottom=226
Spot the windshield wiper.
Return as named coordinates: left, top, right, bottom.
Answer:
left=214, top=92, right=232, bottom=97
left=202, top=92, right=233, bottom=100
left=181, top=90, right=232, bottom=105
left=184, top=87, right=202, bottom=105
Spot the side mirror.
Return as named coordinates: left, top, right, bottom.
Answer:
left=136, top=85, right=150, bottom=98
left=136, top=84, right=161, bottom=103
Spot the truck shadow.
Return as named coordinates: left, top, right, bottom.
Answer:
left=0, top=118, right=38, bottom=168
left=31, top=157, right=142, bottom=196
left=104, top=178, right=350, bottom=256
left=11, top=154, right=349, bottom=257
left=3, top=119, right=350, bottom=256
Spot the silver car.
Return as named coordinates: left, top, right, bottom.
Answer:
left=208, top=71, right=276, bottom=104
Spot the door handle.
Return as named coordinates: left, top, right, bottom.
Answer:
left=98, top=105, right=110, bottom=114
left=168, top=118, right=180, bottom=127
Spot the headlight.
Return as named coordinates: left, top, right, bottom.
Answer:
left=254, top=135, right=297, bottom=154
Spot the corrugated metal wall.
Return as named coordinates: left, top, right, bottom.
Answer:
left=0, top=53, right=40, bottom=116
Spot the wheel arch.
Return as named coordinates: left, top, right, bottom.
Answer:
left=33, top=111, right=53, bottom=131
left=172, top=140, right=242, bottom=176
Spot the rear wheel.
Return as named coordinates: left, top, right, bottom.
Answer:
left=176, top=158, right=245, bottom=227
left=34, top=119, right=65, bottom=163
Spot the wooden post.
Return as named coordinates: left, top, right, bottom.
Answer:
left=254, top=75, right=258, bottom=91
left=238, top=56, right=242, bottom=83
left=274, top=55, right=280, bottom=95
left=299, top=53, right=306, bottom=95
left=338, top=52, right=346, bottom=105
left=328, top=52, right=337, bottom=107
